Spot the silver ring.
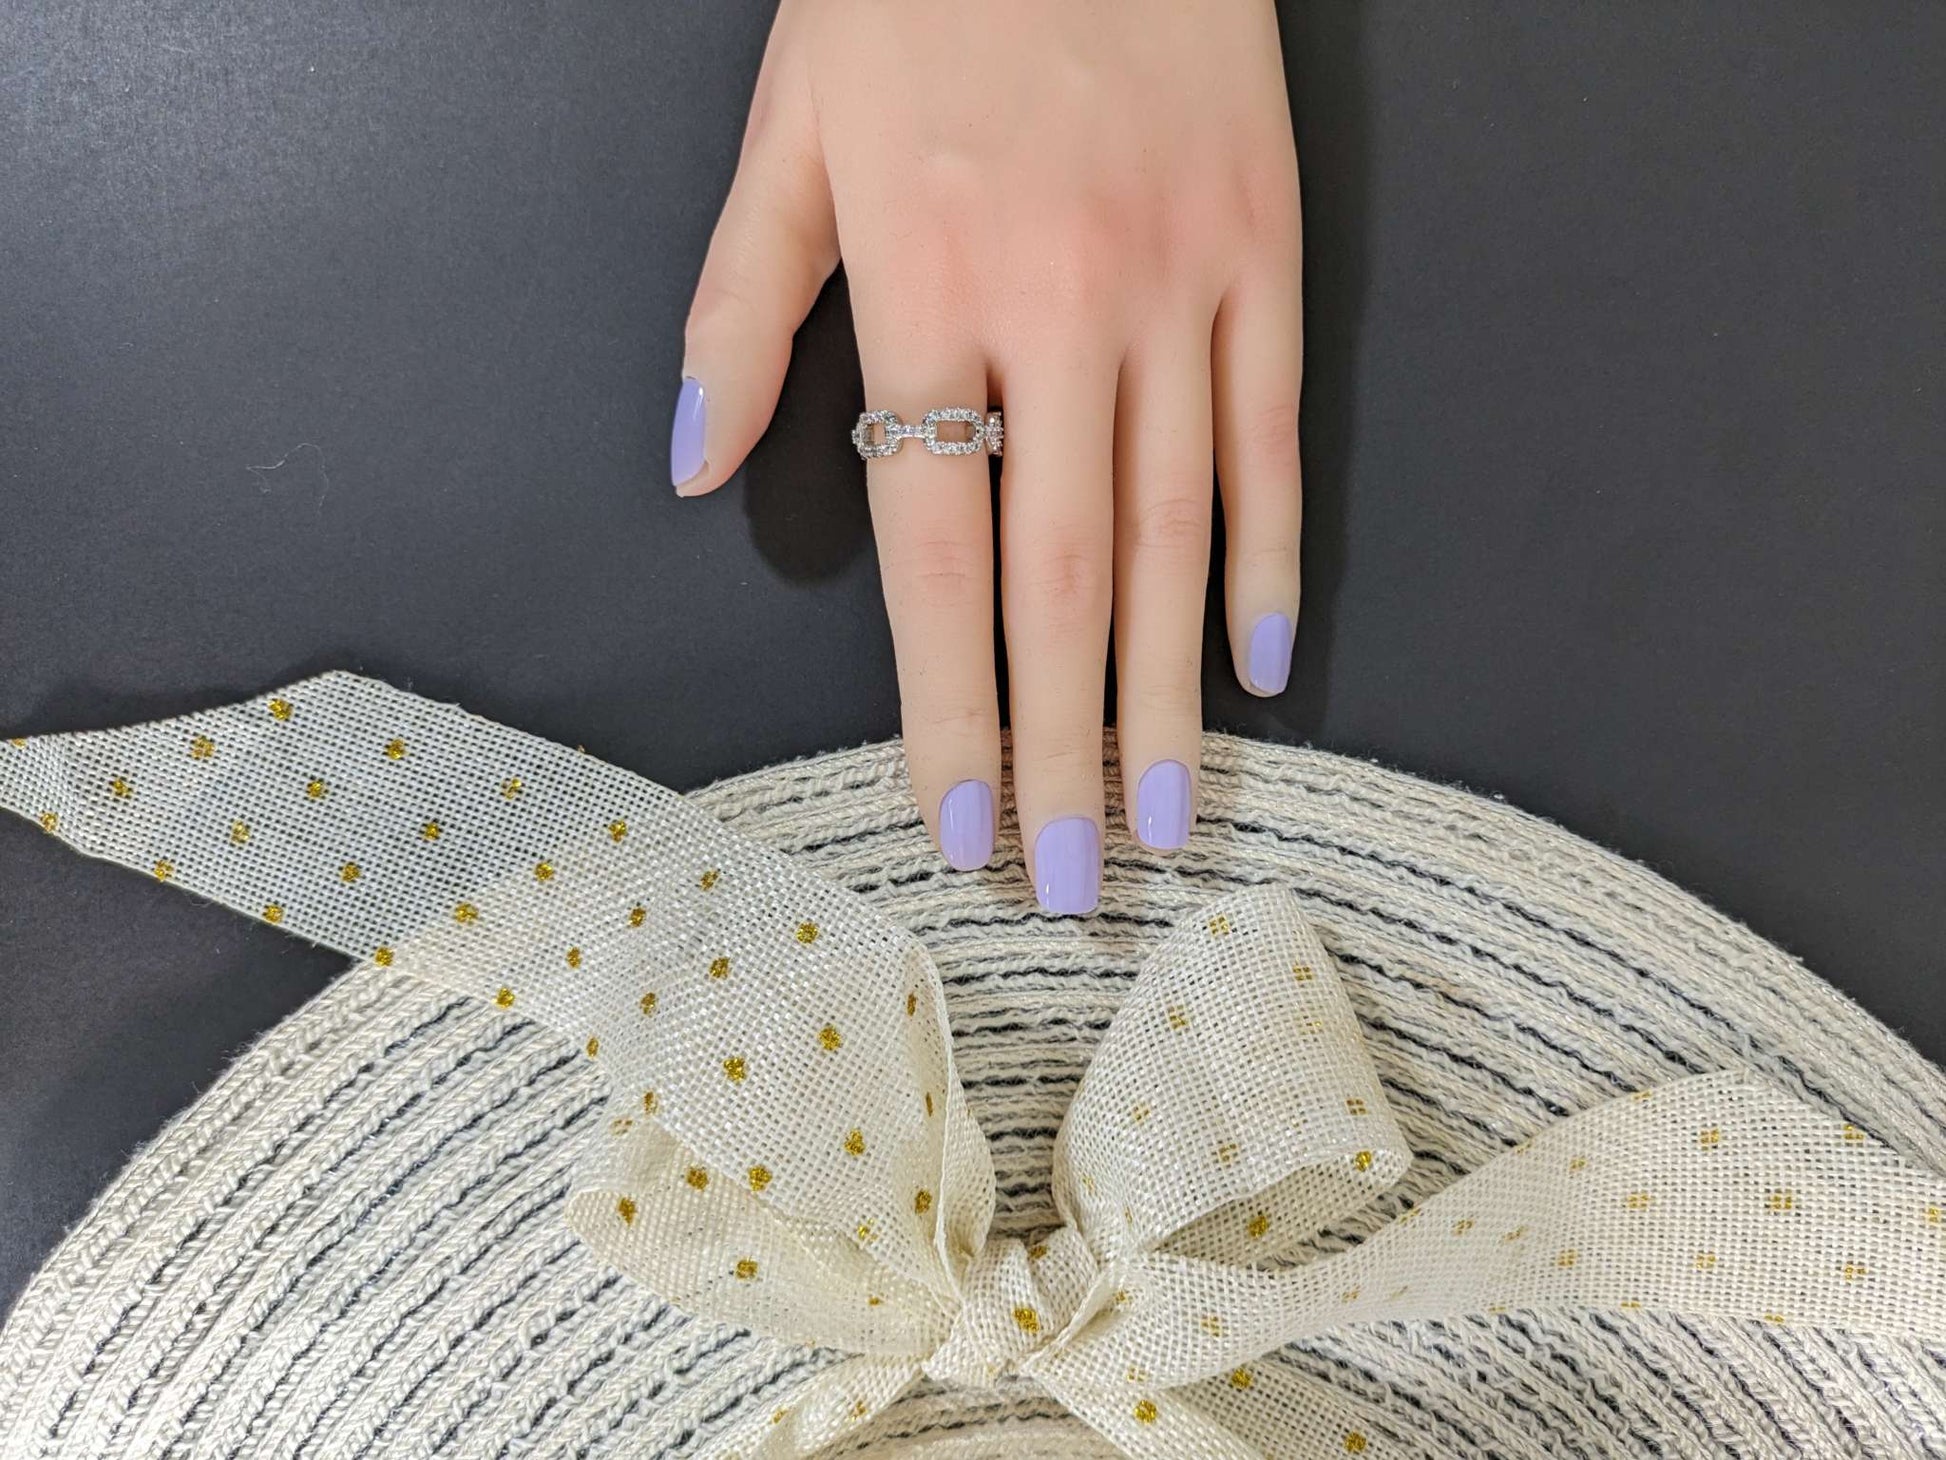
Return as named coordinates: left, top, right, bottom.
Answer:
left=853, top=407, right=1003, bottom=461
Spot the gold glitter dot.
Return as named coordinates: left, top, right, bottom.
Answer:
left=421, top=820, right=441, bottom=841
left=1113, top=1289, right=1131, bottom=1307
left=1503, top=1226, right=1528, bottom=1243
left=1632, top=1089, right=1653, bottom=1103
left=455, top=902, right=479, bottom=924
left=1624, top=1191, right=1652, bottom=1211
left=1353, top=1150, right=1374, bottom=1172
left=1247, top=1212, right=1270, bottom=1239
left=1133, top=1400, right=1157, bottom=1425
left=625, top=904, right=648, bottom=932
left=1556, top=1249, right=1579, bottom=1269
left=1200, top=1314, right=1224, bottom=1337
left=795, top=921, right=819, bottom=945
left=1299, top=1015, right=1327, bottom=1034
left=735, top=1258, right=759, bottom=1281
left=263, top=903, right=284, bottom=924
left=1346, top=1097, right=1368, bottom=1115
left=1215, top=1141, right=1240, bottom=1165
left=850, top=1400, right=869, bottom=1420
left=1764, top=1312, right=1788, bottom=1327
left=584, top=1036, right=600, bottom=1058
left=304, top=778, right=327, bottom=801
left=748, top=1165, right=772, bottom=1192
left=1345, top=1435, right=1368, bottom=1454
left=373, top=946, right=393, bottom=966
left=6, top=737, right=25, bottom=748
left=1167, top=1006, right=1189, bottom=1031
left=1929, top=1205, right=1942, bottom=1226
left=1766, top=1190, right=1797, bottom=1213
left=340, top=862, right=361, bottom=884
left=906, top=991, right=918, bottom=1017
left=708, top=956, right=731, bottom=980
left=867, top=1295, right=882, bottom=1307
left=1453, top=1219, right=1476, bottom=1235
left=1511, top=1140, right=1533, bottom=1155
left=608, top=820, right=628, bottom=842
left=534, top=861, right=555, bottom=882
left=269, top=698, right=293, bottom=721
left=1698, top=1127, right=1722, bottom=1148
left=501, top=777, right=523, bottom=799
left=685, top=1167, right=709, bottom=1190
left=843, top=1128, right=866, bottom=1157
left=616, top=1197, right=636, bottom=1225
left=109, top=776, right=132, bottom=800
left=699, top=868, right=719, bottom=890
left=1012, top=1306, right=1040, bottom=1335
left=1028, top=1242, right=1048, bottom=1261
left=384, top=738, right=406, bottom=760
left=153, top=859, right=175, bottom=882
left=1126, top=1364, right=1149, bottom=1383
left=1842, top=1260, right=1869, bottom=1282
left=641, top=1090, right=659, bottom=1114
left=1342, top=1288, right=1360, bottom=1303
left=639, top=991, right=657, bottom=1015
left=857, top=1221, right=877, bottom=1243
left=771, top=1408, right=791, bottom=1425
left=1208, top=914, right=1231, bottom=936
left=1569, top=1156, right=1589, bottom=1172
left=38, top=812, right=58, bottom=833
left=1229, top=1367, right=1254, bottom=1390
left=1130, top=1103, right=1151, bottom=1124
left=1292, top=962, right=1315, bottom=981
left=914, top=1189, right=933, bottom=1214
left=819, top=1023, right=842, bottom=1052
left=723, top=1056, right=747, bottom=1083
left=924, top=1092, right=934, bottom=1118
left=566, top=947, right=582, bottom=969
left=494, top=986, right=514, bottom=1008
left=1695, top=1252, right=1718, bottom=1270
left=1843, top=1124, right=1866, bottom=1143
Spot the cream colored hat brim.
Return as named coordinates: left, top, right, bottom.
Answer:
left=3, top=729, right=1943, bottom=1458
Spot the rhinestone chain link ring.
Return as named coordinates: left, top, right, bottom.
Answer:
left=853, top=408, right=1004, bottom=461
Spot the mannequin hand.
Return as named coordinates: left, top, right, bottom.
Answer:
left=671, top=0, right=1302, bottom=914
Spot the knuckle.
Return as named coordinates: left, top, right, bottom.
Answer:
left=1233, top=539, right=1301, bottom=584
left=1235, top=396, right=1302, bottom=474
left=1127, top=493, right=1211, bottom=569
left=1234, top=154, right=1302, bottom=251
left=1019, top=541, right=1110, bottom=628
left=907, top=697, right=994, bottom=744
left=887, top=535, right=986, bottom=603
left=1019, top=738, right=1105, bottom=788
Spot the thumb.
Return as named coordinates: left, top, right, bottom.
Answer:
left=671, top=38, right=839, bottom=496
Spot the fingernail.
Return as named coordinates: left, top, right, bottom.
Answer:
left=1247, top=612, right=1294, bottom=695
left=937, top=780, right=995, bottom=871
left=670, top=376, right=708, bottom=491
left=1033, top=817, right=1100, bottom=916
left=1135, top=760, right=1193, bottom=850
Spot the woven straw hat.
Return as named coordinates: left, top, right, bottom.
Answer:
left=3, top=674, right=1943, bottom=1459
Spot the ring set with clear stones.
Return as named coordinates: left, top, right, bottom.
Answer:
left=852, top=407, right=1004, bottom=460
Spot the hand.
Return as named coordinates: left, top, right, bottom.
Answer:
left=671, top=0, right=1303, bottom=914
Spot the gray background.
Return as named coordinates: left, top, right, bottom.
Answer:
left=1, top=2, right=1940, bottom=1315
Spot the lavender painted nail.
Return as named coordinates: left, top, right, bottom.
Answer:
left=1136, top=760, right=1193, bottom=850
left=1034, top=817, right=1100, bottom=916
left=937, top=780, right=995, bottom=871
left=670, top=376, right=707, bottom=489
left=1247, top=612, right=1294, bottom=695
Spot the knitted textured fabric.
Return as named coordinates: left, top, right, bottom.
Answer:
left=3, top=675, right=1945, bottom=1458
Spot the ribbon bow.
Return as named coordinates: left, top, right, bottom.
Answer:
left=5, top=673, right=1944, bottom=1460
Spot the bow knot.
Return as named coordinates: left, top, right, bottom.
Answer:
left=924, top=1225, right=1103, bottom=1388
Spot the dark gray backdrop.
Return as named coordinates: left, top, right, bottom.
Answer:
left=1, top=2, right=1941, bottom=1315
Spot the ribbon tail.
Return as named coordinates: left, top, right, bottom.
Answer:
left=694, top=1357, right=920, bottom=1459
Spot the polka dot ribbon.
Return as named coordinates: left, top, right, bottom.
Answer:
left=6, top=673, right=1946, bottom=1460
